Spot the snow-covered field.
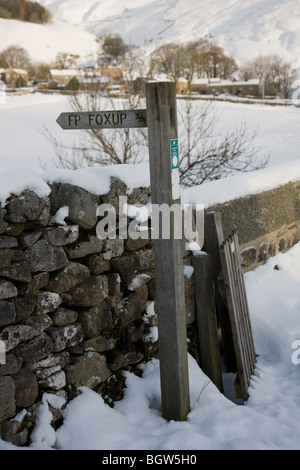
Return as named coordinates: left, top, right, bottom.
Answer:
left=0, top=92, right=300, bottom=450
left=1, top=92, right=300, bottom=207
left=1, top=92, right=300, bottom=172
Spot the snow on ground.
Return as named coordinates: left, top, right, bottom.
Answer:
left=0, top=92, right=300, bottom=206
left=1, top=92, right=300, bottom=450
left=1, top=241, right=300, bottom=450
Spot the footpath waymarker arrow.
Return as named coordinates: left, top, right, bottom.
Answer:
left=56, top=109, right=147, bottom=130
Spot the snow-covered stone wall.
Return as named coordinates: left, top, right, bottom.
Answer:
left=0, top=176, right=197, bottom=446
left=1, top=172, right=299, bottom=446
left=204, top=180, right=300, bottom=271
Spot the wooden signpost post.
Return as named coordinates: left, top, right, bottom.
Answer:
left=145, top=82, right=190, bottom=421
left=57, top=81, right=190, bottom=421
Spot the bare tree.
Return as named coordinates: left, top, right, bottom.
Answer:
left=41, top=37, right=268, bottom=184
left=42, top=90, right=148, bottom=170
left=0, top=44, right=32, bottom=69
left=239, top=54, right=292, bottom=98
left=177, top=97, right=269, bottom=187
left=97, top=31, right=129, bottom=65
left=149, top=39, right=238, bottom=90
left=31, top=61, right=51, bottom=82
left=149, top=43, right=184, bottom=84
left=43, top=89, right=268, bottom=189
left=52, top=52, right=80, bottom=70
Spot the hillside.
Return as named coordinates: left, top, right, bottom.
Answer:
left=0, top=0, right=300, bottom=68
left=0, top=17, right=98, bottom=63
left=31, top=0, right=300, bottom=67
left=0, top=0, right=51, bottom=23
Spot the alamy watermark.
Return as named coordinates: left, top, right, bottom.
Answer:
left=291, top=80, right=300, bottom=106
left=0, top=340, right=6, bottom=365
left=0, top=80, right=6, bottom=105
left=95, top=196, right=204, bottom=247
left=291, top=340, right=300, bottom=364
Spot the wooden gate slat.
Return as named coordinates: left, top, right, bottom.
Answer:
left=233, top=231, right=256, bottom=366
left=230, top=232, right=256, bottom=370
left=219, top=230, right=256, bottom=400
left=224, top=236, right=251, bottom=381
left=221, top=240, right=250, bottom=395
left=192, top=253, right=224, bottom=393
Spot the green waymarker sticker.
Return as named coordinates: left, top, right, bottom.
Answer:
left=170, top=139, right=179, bottom=169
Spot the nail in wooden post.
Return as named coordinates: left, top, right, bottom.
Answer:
left=146, top=81, right=190, bottom=421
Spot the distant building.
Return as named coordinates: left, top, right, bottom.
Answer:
left=77, top=74, right=110, bottom=92
left=176, top=77, right=188, bottom=94
left=96, top=65, right=124, bottom=85
left=2, top=68, right=28, bottom=87
left=190, top=78, right=209, bottom=94
left=106, top=84, right=129, bottom=95
left=49, top=69, right=80, bottom=86
left=189, top=78, right=260, bottom=97
left=207, top=78, right=260, bottom=97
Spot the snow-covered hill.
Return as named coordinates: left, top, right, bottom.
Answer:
left=0, top=15, right=97, bottom=63
left=1, top=0, right=300, bottom=68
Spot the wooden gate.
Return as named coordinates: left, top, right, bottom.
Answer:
left=219, top=230, right=256, bottom=400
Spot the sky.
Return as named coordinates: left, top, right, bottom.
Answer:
left=0, top=92, right=300, bottom=450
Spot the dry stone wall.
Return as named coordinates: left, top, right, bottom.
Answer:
left=1, top=173, right=299, bottom=447
left=0, top=178, right=166, bottom=447
left=204, top=180, right=300, bottom=271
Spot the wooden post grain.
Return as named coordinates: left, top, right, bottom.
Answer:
left=192, top=253, right=223, bottom=393
left=146, top=81, right=190, bottom=421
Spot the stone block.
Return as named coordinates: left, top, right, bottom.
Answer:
left=113, top=293, right=142, bottom=329
left=0, top=376, right=15, bottom=421
left=66, top=275, right=108, bottom=307
left=5, top=190, right=50, bottom=226
left=43, top=225, right=79, bottom=246
left=47, top=323, right=85, bottom=352
left=46, top=262, right=90, bottom=294
left=79, top=302, right=113, bottom=338
left=50, top=183, right=100, bottom=230
left=24, top=239, right=69, bottom=273
left=65, top=235, right=103, bottom=258
left=0, top=300, right=16, bottom=326
left=36, top=291, right=62, bottom=315
left=0, top=280, right=18, bottom=300
left=52, top=307, right=78, bottom=326
left=65, top=351, right=111, bottom=390
left=12, top=366, right=38, bottom=408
